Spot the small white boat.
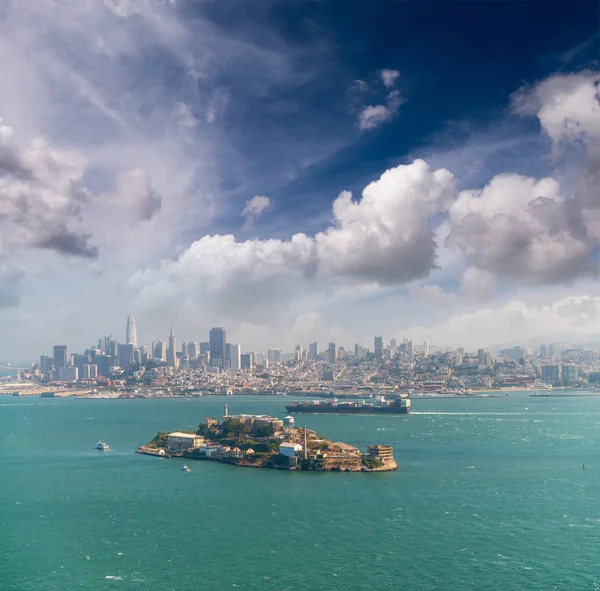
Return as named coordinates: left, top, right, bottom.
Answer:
left=96, top=441, right=109, bottom=451
left=181, top=465, right=191, bottom=472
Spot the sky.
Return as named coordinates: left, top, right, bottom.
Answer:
left=0, top=0, right=599, bottom=362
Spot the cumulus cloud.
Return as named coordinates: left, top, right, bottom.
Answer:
left=379, top=69, right=400, bottom=88
left=132, top=159, right=456, bottom=318
left=447, top=173, right=598, bottom=284
left=511, top=70, right=600, bottom=148
left=0, top=118, right=97, bottom=258
left=401, top=295, right=600, bottom=349
left=241, top=195, right=271, bottom=229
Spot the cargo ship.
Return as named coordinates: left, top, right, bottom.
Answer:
left=285, top=396, right=410, bottom=415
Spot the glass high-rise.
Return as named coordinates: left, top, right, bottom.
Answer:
left=209, top=327, right=226, bottom=365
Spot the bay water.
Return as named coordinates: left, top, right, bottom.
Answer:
left=1, top=393, right=598, bottom=590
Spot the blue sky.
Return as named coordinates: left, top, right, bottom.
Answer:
left=0, top=0, right=598, bottom=360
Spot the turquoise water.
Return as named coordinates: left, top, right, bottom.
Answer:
left=1, top=394, right=599, bottom=590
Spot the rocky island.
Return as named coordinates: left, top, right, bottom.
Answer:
left=137, top=405, right=398, bottom=472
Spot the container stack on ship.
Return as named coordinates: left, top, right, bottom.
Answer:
left=285, top=395, right=410, bottom=415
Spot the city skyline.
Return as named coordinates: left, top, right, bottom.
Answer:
left=0, top=2, right=598, bottom=362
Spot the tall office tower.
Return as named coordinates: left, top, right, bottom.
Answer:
left=199, top=341, right=210, bottom=355
left=209, top=328, right=226, bottom=366
left=308, top=342, right=318, bottom=360
left=540, top=344, right=547, bottom=358
left=187, top=341, right=199, bottom=359
left=126, top=315, right=137, bottom=346
left=73, top=354, right=91, bottom=370
left=268, top=349, right=283, bottom=364
left=477, top=348, right=486, bottom=365
left=548, top=344, right=555, bottom=360
left=153, top=340, right=167, bottom=361
left=295, top=345, right=303, bottom=361
left=230, top=344, right=241, bottom=370
left=328, top=342, right=338, bottom=363
left=167, top=327, right=178, bottom=368
left=53, top=345, right=68, bottom=372
left=374, top=336, right=384, bottom=359
left=240, top=353, right=253, bottom=370
left=423, top=339, right=429, bottom=357
left=407, top=340, right=414, bottom=359
left=40, top=355, right=54, bottom=377
left=119, top=343, right=135, bottom=368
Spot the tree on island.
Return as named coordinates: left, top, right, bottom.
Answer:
left=222, top=420, right=251, bottom=443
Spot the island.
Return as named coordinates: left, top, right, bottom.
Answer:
left=137, top=405, right=398, bottom=472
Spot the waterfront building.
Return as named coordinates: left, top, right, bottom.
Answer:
left=53, top=345, right=68, bottom=372
left=166, top=432, right=204, bottom=453
left=279, top=442, right=303, bottom=457
left=542, top=364, right=561, bottom=386
left=229, top=344, right=241, bottom=371
left=562, top=363, right=578, bottom=386
left=308, top=342, right=318, bottom=360
left=209, top=328, right=226, bottom=367
left=366, top=445, right=394, bottom=461
left=58, top=366, right=78, bottom=381
left=126, top=315, right=137, bottom=347
left=374, top=336, right=383, bottom=359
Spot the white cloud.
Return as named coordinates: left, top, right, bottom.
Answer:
left=379, top=69, right=400, bottom=88
left=131, top=159, right=456, bottom=322
left=401, top=295, right=600, bottom=349
left=241, top=195, right=272, bottom=229
left=512, top=70, right=600, bottom=148
left=357, top=90, right=405, bottom=131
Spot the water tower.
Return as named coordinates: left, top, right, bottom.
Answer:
left=283, top=416, right=295, bottom=436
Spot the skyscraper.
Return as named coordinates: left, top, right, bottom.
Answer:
left=423, top=339, right=429, bottom=357
left=126, top=315, right=137, bottom=347
left=209, top=327, right=226, bottom=365
left=308, top=342, right=318, bottom=360
left=53, top=345, right=68, bottom=372
left=230, top=344, right=241, bottom=370
left=374, top=336, right=383, bottom=359
left=328, top=342, right=338, bottom=363
left=167, top=327, right=178, bottom=368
